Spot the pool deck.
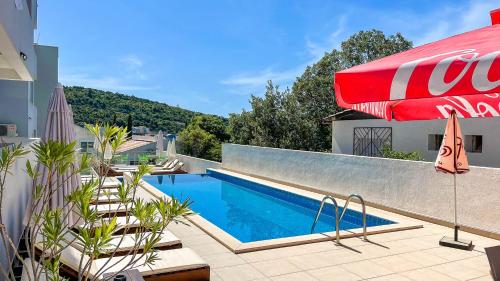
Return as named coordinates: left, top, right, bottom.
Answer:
left=167, top=218, right=497, bottom=281
left=133, top=172, right=499, bottom=281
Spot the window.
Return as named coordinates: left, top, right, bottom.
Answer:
left=465, top=135, right=482, bottom=153
left=80, top=142, right=94, bottom=153
left=428, top=134, right=443, bottom=151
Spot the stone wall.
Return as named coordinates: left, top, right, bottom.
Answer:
left=222, top=144, right=500, bottom=237
left=177, top=154, right=222, bottom=174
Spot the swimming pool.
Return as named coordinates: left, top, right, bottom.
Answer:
left=142, top=170, right=394, bottom=243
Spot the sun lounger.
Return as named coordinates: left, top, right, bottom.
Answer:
left=64, top=230, right=182, bottom=257
left=63, top=245, right=209, bottom=281
left=151, top=161, right=185, bottom=175
left=91, top=194, right=122, bottom=204
left=485, top=245, right=500, bottom=281
left=90, top=202, right=132, bottom=216
left=29, top=242, right=209, bottom=280
left=82, top=177, right=122, bottom=188
left=74, top=215, right=153, bottom=235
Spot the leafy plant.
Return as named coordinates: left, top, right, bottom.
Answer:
left=381, top=145, right=423, bottom=161
left=0, top=125, right=193, bottom=281
left=228, top=29, right=413, bottom=152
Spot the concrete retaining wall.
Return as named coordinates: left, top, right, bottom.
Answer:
left=222, top=144, right=500, bottom=236
left=0, top=140, right=37, bottom=269
left=177, top=154, right=221, bottom=174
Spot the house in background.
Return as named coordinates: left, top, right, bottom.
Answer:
left=0, top=0, right=58, bottom=140
left=74, top=124, right=167, bottom=164
left=132, top=126, right=150, bottom=135
left=325, top=109, right=500, bottom=168
left=0, top=0, right=59, bottom=273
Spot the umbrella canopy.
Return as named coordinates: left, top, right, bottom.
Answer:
left=156, top=130, right=164, bottom=157
left=34, top=83, right=80, bottom=225
left=335, top=10, right=500, bottom=121
left=166, top=134, right=176, bottom=159
left=435, top=111, right=469, bottom=174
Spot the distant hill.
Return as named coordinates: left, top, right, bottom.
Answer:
left=64, top=86, right=222, bottom=134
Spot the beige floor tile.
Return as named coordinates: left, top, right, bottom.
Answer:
left=190, top=241, right=231, bottom=257
left=270, top=272, right=318, bottom=281
left=431, top=260, right=486, bottom=280
left=307, top=265, right=362, bottom=281
left=210, top=271, right=223, bottom=281
left=398, top=250, right=449, bottom=267
left=340, top=260, right=393, bottom=279
left=251, top=259, right=301, bottom=277
left=422, top=247, right=483, bottom=261
left=202, top=252, right=247, bottom=268
left=401, top=268, right=459, bottom=281
left=468, top=275, right=495, bottom=281
left=372, top=255, right=422, bottom=272
left=287, top=252, right=336, bottom=270
left=356, top=243, right=393, bottom=259
left=317, top=247, right=366, bottom=265
left=457, top=255, right=491, bottom=272
left=214, top=264, right=265, bottom=281
left=368, top=273, right=413, bottom=281
left=181, top=233, right=218, bottom=246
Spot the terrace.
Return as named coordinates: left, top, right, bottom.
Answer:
left=0, top=1, right=499, bottom=281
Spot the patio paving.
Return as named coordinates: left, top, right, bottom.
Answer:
left=166, top=216, right=497, bottom=281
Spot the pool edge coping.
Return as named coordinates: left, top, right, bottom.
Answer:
left=135, top=171, right=424, bottom=253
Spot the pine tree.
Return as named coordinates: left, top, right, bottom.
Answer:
left=126, top=114, right=133, bottom=139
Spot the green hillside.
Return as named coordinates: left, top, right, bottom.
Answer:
left=64, top=86, right=221, bottom=133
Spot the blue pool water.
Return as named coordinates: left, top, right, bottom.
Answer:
left=143, top=171, right=394, bottom=242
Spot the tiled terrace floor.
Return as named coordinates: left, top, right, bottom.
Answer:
left=167, top=218, right=498, bottom=281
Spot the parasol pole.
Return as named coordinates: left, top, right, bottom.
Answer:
left=454, top=173, right=458, bottom=241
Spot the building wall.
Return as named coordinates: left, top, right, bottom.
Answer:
left=221, top=144, right=500, bottom=237
left=0, top=0, right=37, bottom=79
left=177, top=154, right=222, bottom=173
left=0, top=80, right=32, bottom=137
left=34, top=45, right=59, bottom=136
left=332, top=118, right=500, bottom=168
left=0, top=140, right=37, bottom=270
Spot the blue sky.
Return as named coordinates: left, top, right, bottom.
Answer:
left=37, top=0, right=498, bottom=116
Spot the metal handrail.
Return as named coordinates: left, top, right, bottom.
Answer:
left=311, top=195, right=340, bottom=244
left=339, top=194, right=367, bottom=241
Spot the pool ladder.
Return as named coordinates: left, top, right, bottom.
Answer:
left=311, top=194, right=367, bottom=244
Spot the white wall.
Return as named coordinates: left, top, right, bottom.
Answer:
left=0, top=80, right=31, bottom=137
left=222, top=144, right=500, bottom=237
left=332, top=118, right=500, bottom=168
left=177, top=154, right=221, bottom=174
left=0, top=139, right=37, bottom=270
left=34, top=45, right=59, bottom=136
left=0, top=0, right=37, bottom=80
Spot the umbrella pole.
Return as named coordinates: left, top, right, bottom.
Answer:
left=453, top=173, right=458, bottom=241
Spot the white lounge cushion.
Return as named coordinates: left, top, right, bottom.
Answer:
left=59, top=245, right=207, bottom=280
left=66, top=231, right=180, bottom=254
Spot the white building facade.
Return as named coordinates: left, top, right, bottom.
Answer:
left=0, top=0, right=59, bottom=273
left=0, top=0, right=58, bottom=139
left=327, top=110, right=500, bottom=168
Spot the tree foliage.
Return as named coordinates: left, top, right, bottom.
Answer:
left=229, top=29, right=413, bottom=151
left=178, top=116, right=228, bottom=161
left=65, top=86, right=224, bottom=134
left=381, top=145, right=423, bottom=161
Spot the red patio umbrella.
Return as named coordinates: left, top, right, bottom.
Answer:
left=335, top=9, right=500, bottom=121
left=334, top=9, right=500, bottom=249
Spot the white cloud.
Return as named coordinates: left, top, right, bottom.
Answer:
left=60, top=73, right=157, bottom=92
left=119, top=54, right=147, bottom=80
left=119, top=55, right=143, bottom=68
left=221, top=66, right=301, bottom=88
left=414, top=0, right=497, bottom=46
left=306, top=15, right=346, bottom=61
left=221, top=15, right=347, bottom=92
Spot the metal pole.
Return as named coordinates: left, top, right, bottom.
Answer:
left=454, top=173, right=459, bottom=241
